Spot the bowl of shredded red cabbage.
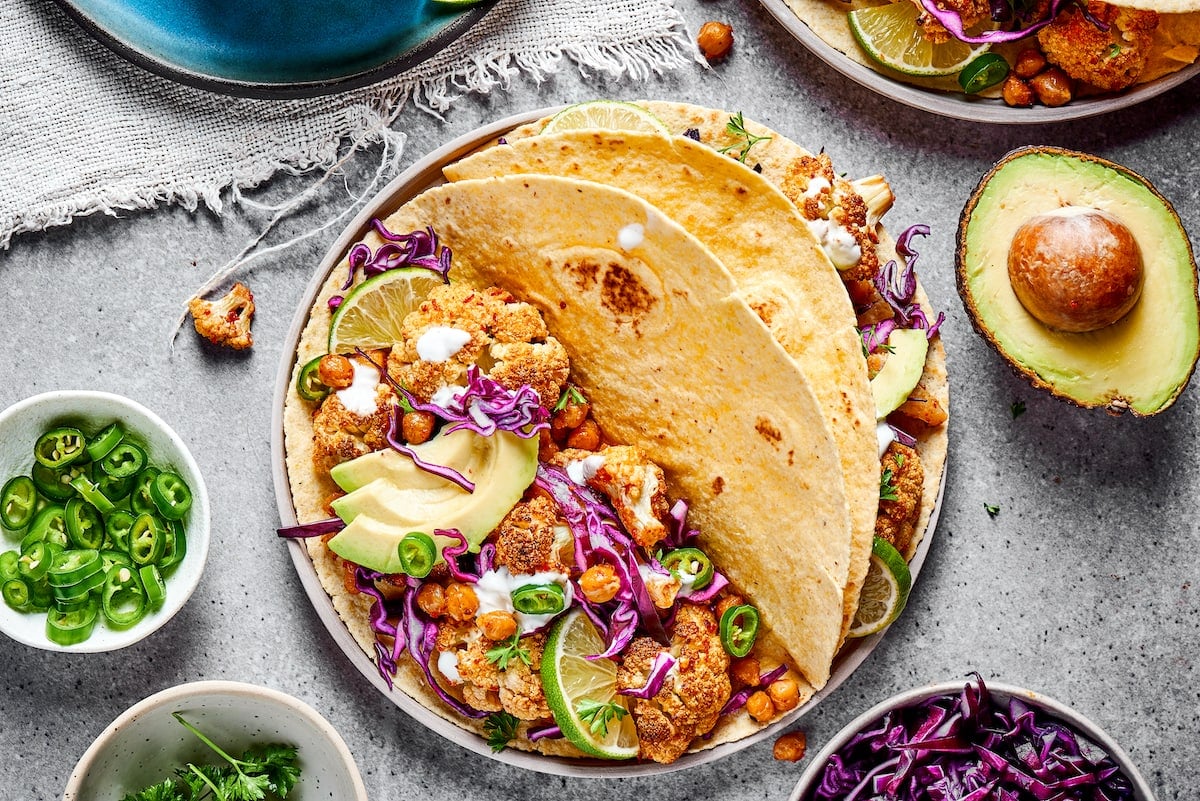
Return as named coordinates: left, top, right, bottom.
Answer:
left=790, top=674, right=1154, bottom=801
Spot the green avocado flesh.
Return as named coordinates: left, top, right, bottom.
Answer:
left=871, top=328, right=929, bottom=419
left=328, top=429, right=538, bottom=573
left=959, top=148, right=1200, bottom=415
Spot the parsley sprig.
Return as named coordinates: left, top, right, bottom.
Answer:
left=486, top=633, right=532, bottom=670
left=484, top=711, right=521, bottom=752
left=717, top=112, right=771, bottom=164
left=121, top=714, right=300, bottom=801
left=553, top=384, right=586, bottom=413
left=576, top=700, right=628, bottom=737
left=880, top=467, right=899, bottom=502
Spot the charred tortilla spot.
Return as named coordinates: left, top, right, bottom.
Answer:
left=755, top=418, right=782, bottom=446
left=749, top=298, right=781, bottom=328
left=712, top=476, right=725, bottom=495
left=601, top=263, right=657, bottom=318
left=565, top=258, right=601, bottom=291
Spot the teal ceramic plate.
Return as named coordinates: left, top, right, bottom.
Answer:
left=53, top=0, right=499, bottom=98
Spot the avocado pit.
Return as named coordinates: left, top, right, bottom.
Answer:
left=1007, top=206, right=1144, bottom=333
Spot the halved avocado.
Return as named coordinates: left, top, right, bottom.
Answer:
left=956, top=146, right=1200, bottom=416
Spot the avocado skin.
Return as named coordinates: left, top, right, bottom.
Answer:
left=955, top=145, right=1200, bottom=417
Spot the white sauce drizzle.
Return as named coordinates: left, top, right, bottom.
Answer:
left=877, top=422, right=896, bottom=458
left=804, top=177, right=831, bottom=199
left=336, top=362, right=381, bottom=417
left=438, top=651, right=463, bottom=684
left=417, top=326, right=472, bottom=362
left=807, top=218, right=862, bottom=270
left=566, top=454, right=606, bottom=485
left=474, top=567, right=575, bottom=635
left=618, top=223, right=645, bottom=251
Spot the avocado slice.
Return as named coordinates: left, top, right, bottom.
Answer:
left=871, top=328, right=929, bottom=420
left=327, top=429, right=538, bottom=574
left=956, top=146, right=1200, bottom=416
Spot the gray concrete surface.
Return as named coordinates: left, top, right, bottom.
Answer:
left=2, top=1, right=1198, bottom=799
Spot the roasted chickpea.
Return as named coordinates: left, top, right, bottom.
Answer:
left=551, top=400, right=590, bottom=434
left=1030, top=67, right=1073, bottom=107
left=477, top=610, right=518, bottom=641
left=566, top=419, right=601, bottom=451
left=401, top=410, right=436, bottom=445
left=773, top=731, right=807, bottom=762
left=730, top=656, right=762, bottom=689
left=1013, top=48, right=1047, bottom=78
left=538, top=428, right=559, bottom=462
left=1001, top=75, right=1034, bottom=107
left=416, top=582, right=446, bottom=618
left=697, top=21, right=734, bottom=61
left=715, top=593, right=745, bottom=619
left=746, top=691, right=776, bottom=722
left=445, top=583, right=479, bottom=622
left=768, top=677, right=801, bottom=712
left=580, top=564, right=621, bottom=604
left=317, top=354, right=355, bottom=389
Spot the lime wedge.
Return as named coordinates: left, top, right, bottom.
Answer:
left=327, top=268, right=444, bottom=354
left=541, top=101, right=669, bottom=135
left=847, top=3, right=990, bottom=78
left=848, top=536, right=912, bottom=638
left=541, top=610, right=639, bottom=759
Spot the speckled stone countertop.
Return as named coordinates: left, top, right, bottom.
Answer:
left=2, top=1, right=1198, bottom=799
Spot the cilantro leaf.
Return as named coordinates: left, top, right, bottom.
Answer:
left=1011, top=400, right=1026, bottom=419
left=121, top=779, right=186, bottom=801
left=484, top=711, right=521, bottom=752
left=880, top=468, right=899, bottom=502
left=553, top=384, right=586, bottom=413
left=984, top=503, right=1000, bottom=518
left=242, top=744, right=301, bottom=797
left=486, top=634, right=532, bottom=671
left=576, top=699, right=628, bottom=737
left=717, top=112, right=772, bottom=164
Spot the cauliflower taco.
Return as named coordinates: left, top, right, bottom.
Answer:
left=281, top=174, right=860, bottom=762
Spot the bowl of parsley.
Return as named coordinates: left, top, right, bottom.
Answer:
left=62, top=680, right=367, bottom=801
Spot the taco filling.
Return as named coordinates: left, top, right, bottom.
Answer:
left=283, top=234, right=804, bottom=763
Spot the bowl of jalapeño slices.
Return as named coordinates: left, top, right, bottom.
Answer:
left=0, top=390, right=210, bottom=652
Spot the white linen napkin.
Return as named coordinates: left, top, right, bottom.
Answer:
left=0, top=0, right=698, bottom=249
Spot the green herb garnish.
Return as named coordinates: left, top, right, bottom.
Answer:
left=484, top=711, right=521, bottom=752
left=1104, top=43, right=1122, bottom=60
left=1011, top=400, right=1026, bottom=419
left=553, top=384, right=586, bottom=413
left=880, top=468, right=899, bottom=502
left=576, top=699, right=629, bottom=737
left=121, top=713, right=299, bottom=801
left=984, top=503, right=1000, bottom=518
left=486, top=633, right=532, bottom=670
left=717, top=112, right=771, bottom=164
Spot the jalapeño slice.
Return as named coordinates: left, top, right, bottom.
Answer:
left=149, top=472, right=192, bottom=521
left=660, top=547, right=714, bottom=591
left=85, top=423, right=124, bottom=463
left=65, top=498, right=106, bottom=550
left=1, top=476, right=38, bottom=531
left=34, top=427, right=87, bottom=469
left=70, top=476, right=117, bottom=515
left=138, top=564, right=166, bottom=607
left=512, top=583, right=566, bottom=615
left=0, top=551, right=19, bottom=581
left=719, top=604, right=759, bottom=658
left=160, top=519, right=187, bottom=569
left=95, top=473, right=134, bottom=504
left=31, top=461, right=86, bottom=502
left=397, top=532, right=436, bottom=578
left=17, top=541, right=53, bottom=581
left=27, top=505, right=69, bottom=550
left=105, top=510, right=136, bottom=553
left=2, top=578, right=30, bottom=609
left=297, top=356, right=331, bottom=402
left=130, top=468, right=161, bottom=516
left=99, top=442, right=146, bottom=480
left=46, top=600, right=99, bottom=645
left=103, top=565, right=148, bottom=627
left=46, top=549, right=103, bottom=587
left=129, top=514, right=165, bottom=566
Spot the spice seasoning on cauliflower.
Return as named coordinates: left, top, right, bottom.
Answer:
left=188, top=282, right=255, bottom=350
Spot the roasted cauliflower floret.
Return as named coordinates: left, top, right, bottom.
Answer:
left=387, top=283, right=569, bottom=405
left=310, top=363, right=393, bottom=471
left=435, top=623, right=551, bottom=720
left=779, top=154, right=889, bottom=281
left=1037, top=0, right=1158, bottom=91
left=554, top=445, right=670, bottom=548
left=188, top=282, right=255, bottom=350
left=494, top=495, right=572, bottom=575
left=617, top=605, right=731, bottom=764
left=876, top=442, right=924, bottom=558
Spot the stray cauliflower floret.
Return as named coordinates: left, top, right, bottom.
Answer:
left=877, top=443, right=924, bottom=559
left=558, top=445, right=670, bottom=549
left=1038, top=0, right=1157, bottom=91
left=434, top=623, right=551, bottom=720
left=188, top=282, right=255, bottom=350
left=780, top=154, right=884, bottom=282
left=310, top=374, right=393, bottom=471
left=617, top=605, right=731, bottom=764
left=387, top=283, right=568, bottom=404
left=494, top=496, right=572, bottom=575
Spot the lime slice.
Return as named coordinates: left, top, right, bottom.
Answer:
left=848, top=536, right=912, bottom=638
left=541, top=610, right=639, bottom=759
left=541, top=101, right=669, bottom=135
left=328, top=268, right=444, bottom=354
left=847, top=3, right=990, bottom=78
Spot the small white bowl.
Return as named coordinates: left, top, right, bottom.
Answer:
left=789, top=679, right=1156, bottom=801
left=62, top=680, right=369, bottom=801
left=0, top=390, right=210, bottom=652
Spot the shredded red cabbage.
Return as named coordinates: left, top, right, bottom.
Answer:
left=342, top=222, right=452, bottom=291
left=719, top=664, right=789, bottom=716
left=917, top=0, right=1071, bottom=43
left=403, top=365, right=549, bottom=439
left=890, top=424, right=918, bottom=449
left=353, top=566, right=404, bottom=687
left=679, top=571, right=729, bottom=603
left=619, top=652, right=678, bottom=699
left=528, top=724, right=562, bottom=741
left=385, top=406, right=476, bottom=493
left=871, top=224, right=945, bottom=340
left=436, top=528, right=481, bottom=582
left=664, top=499, right=701, bottom=549
left=276, top=517, right=344, bottom=538
left=809, top=675, right=1135, bottom=801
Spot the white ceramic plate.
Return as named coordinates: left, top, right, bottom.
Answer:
left=0, top=391, right=210, bottom=653
left=757, top=0, right=1200, bottom=124
left=63, top=680, right=368, bottom=801
left=270, top=108, right=946, bottom=776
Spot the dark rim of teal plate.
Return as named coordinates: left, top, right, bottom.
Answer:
left=50, top=0, right=500, bottom=100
